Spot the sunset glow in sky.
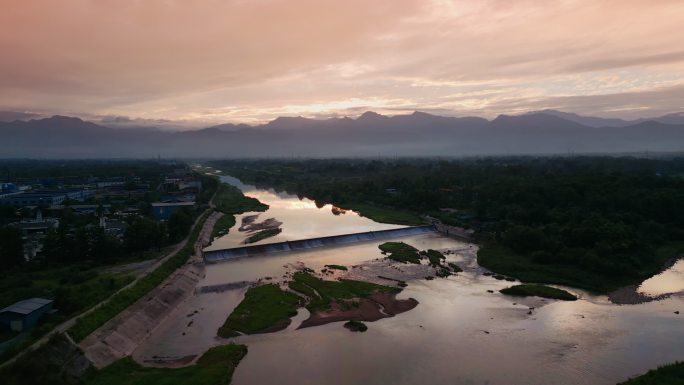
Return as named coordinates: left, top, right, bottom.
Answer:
left=2, top=0, right=684, bottom=125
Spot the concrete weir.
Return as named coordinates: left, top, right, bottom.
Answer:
left=203, top=225, right=437, bottom=262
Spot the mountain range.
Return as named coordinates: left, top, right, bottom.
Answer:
left=1, top=110, right=683, bottom=158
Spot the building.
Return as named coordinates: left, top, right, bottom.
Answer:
left=48, top=204, right=111, bottom=215
left=0, top=189, right=92, bottom=206
left=0, top=298, right=54, bottom=332
left=151, top=201, right=195, bottom=220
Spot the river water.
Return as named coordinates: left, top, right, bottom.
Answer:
left=135, top=172, right=684, bottom=385
left=204, top=175, right=404, bottom=251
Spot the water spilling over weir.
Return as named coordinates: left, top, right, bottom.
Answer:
left=203, top=225, right=436, bottom=262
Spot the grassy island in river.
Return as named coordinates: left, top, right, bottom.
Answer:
left=500, top=284, right=577, bottom=301
left=218, top=284, right=300, bottom=337
left=344, top=320, right=368, bottom=332
left=379, top=242, right=421, bottom=264
left=288, top=271, right=400, bottom=312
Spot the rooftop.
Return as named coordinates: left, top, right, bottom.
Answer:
left=1, top=298, right=53, bottom=315
left=151, top=201, right=195, bottom=207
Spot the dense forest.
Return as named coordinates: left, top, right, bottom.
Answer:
left=211, top=157, right=684, bottom=292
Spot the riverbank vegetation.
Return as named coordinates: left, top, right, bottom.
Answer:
left=210, top=157, right=684, bottom=292
left=618, top=362, right=684, bottom=385
left=85, top=344, right=248, bottom=385
left=500, top=284, right=577, bottom=301
left=342, top=203, right=424, bottom=225
left=214, top=183, right=268, bottom=214
left=209, top=181, right=269, bottom=243
left=217, top=284, right=300, bottom=337
left=211, top=213, right=235, bottom=240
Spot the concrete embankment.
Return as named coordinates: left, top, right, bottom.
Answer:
left=79, top=211, right=222, bottom=369
left=203, top=225, right=436, bottom=262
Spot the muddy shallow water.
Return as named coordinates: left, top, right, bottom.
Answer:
left=134, top=172, right=684, bottom=384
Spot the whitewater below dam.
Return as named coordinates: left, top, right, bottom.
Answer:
left=133, top=171, right=684, bottom=385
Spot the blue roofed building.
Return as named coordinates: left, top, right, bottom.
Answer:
left=0, top=298, right=54, bottom=332
left=151, top=201, right=195, bottom=220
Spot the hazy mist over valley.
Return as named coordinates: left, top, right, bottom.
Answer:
left=1, top=110, right=684, bottom=158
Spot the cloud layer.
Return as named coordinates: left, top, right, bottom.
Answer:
left=1, top=0, right=683, bottom=125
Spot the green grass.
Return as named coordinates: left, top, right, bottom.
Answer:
left=324, top=264, right=348, bottom=271
left=85, top=344, right=248, bottom=385
left=448, top=262, right=463, bottom=272
left=435, top=267, right=452, bottom=278
left=618, top=362, right=684, bottom=385
left=68, top=210, right=211, bottom=342
left=423, top=249, right=445, bottom=266
left=217, top=284, right=301, bottom=337
left=343, top=320, right=368, bottom=332
left=379, top=242, right=421, bottom=264
left=500, top=284, right=577, bottom=301
left=214, top=183, right=268, bottom=215
left=0, top=330, right=20, bottom=343
left=347, top=203, right=424, bottom=226
left=211, top=214, right=236, bottom=240
left=244, top=228, right=282, bottom=244
left=288, top=272, right=400, bottom=312
left=478, top=242, right=684, bottom=293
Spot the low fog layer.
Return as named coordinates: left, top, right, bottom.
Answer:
left=1, top=111, right=683, bottom=158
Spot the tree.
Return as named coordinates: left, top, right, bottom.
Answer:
left=124, top=216, right=166, bottom=251
left=167, top=208, right=193, bottom=242
left=0, top=226, right=24, bottom=269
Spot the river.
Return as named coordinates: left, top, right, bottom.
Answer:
left=134, top=172, right=684, bottom=385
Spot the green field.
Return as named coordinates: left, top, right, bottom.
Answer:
left=618, top=362, right=684, bottom=385
left=499, top=284, right=577, bottom=301
left=379, top=242, right=421, bottom=264
left=288, top=272, right=400, bottom=312
left=85, top=344, right=248, bottom=385
left=217, top=284, right=301, bottom=337
left=68, top=210, right=211, bottom=342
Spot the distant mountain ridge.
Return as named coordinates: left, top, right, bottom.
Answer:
left=1, top=110, right=683, bottom=158
left=530, top=109, right=684, bottom=127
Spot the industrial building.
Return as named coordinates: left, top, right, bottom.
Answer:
left=0, top=298, right=54, bottom=332
left=0, top=189, right=92, bottom=206
left=151, top=201, right=196, bottom=220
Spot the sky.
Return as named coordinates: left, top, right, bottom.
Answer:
left=1, top=0, right=684, bottom=127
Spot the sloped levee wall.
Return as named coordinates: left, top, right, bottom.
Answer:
left=204, top=225, right=436, bottom=262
